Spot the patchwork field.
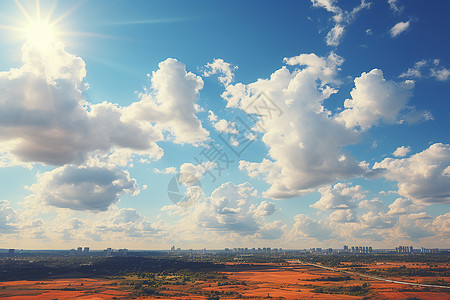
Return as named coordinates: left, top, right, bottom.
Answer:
left=0, top=260, right=448, bottom=299
left=0, top=277, right=130, bottom=299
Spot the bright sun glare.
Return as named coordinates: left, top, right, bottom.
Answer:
left=0, top=0, right=75, bottom=52
left=25, top=21, right=56, bottom=49
left=1, top=0, right=120, bottom=55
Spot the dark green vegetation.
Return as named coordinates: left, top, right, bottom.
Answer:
left=0, top=256, right=223, bottom=281
left=312, top=283, right=370, bottom=296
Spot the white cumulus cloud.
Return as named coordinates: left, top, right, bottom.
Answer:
left=374, top=143, right=450, bottom=204
left=0, top=200, right=18, bottom=234
left=393, top=146, right=411, bottom=157
left=336, top=69, right=414, bottom=130
left=124, top=58, right=209, bottom=145
left=390, top=20, right=410, bottom=37
left=311, top=183, right=366, bottom=210
left=227, top=53, right=365, bottom=198
left=203, top=58, right=237, bottom=87
left=26, top=159, right=139, bottom=211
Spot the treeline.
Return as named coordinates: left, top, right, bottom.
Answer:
left=313, top=283, right=370, bottom=296
left=0, top=256, right=224, bottom=281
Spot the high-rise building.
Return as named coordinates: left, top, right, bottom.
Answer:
left=83, top=247, right=89, bottom=255
left=8, top=249, right=14, bottom=256
left=106, top=247, right=112, bottom=256
left=343, top=245, right=348, bottom=252
left=396, top=245, right=413, bottom=253
left=118, top=249, right=128, bottom=256
left=77, top=247, right=82, bottom=255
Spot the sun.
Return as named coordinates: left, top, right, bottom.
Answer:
left=25, top=20, right=57, bottom=49
left=0, top=0, right=77, bottom=52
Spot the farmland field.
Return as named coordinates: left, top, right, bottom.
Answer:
left=0, top=255, right=448, bottom=299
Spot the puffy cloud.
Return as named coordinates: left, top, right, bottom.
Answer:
left=289, top=214, right=333, bottom=240
left=188, top=182, right=259, bottom=234
left=359, top=200, right=395, bottom=229
left=179, top=161, right=216, bottom=185
left=208, top=110, right=239, bottom=134
left=390, top=20, right=410, bottom=37
left=329, top=209, right=358, bottom=223
left=311, top=183, right=366, bottom=210
left=311, top=0, right=371, bottom=46
left=93, top=207, right=159, bottom=238
left=229, top=53, right=364, bottom=198
left=16, top=205, right=162, bottom=245
left=203, top=58, right=237, bottom=87
left=432, top=213, right=450, bottom=236
left=374, top=143, right=450, bottom=204
left=124, top=58, right=209, bottom=145
left=0, top=200, right=18, bottom=234
left=387, top=198, right=422, bottom=215
left=26, top=160, right=139, bottom=211
left=255, top=221, right=284, bottom=240
left=395, top=214, right=434, bottom=240
left=0, top=36, right=211, bottom=168
left=208, top=110, right=218, bottom=122
left=393, top=146, right=411, bottom=157
left=164, top=182, right=280, bottom=238
left=0, top=40, right=163, bottom=167
left=254, top=201, right=276, bottom=218
left=336, top=69, right=414, bottom=130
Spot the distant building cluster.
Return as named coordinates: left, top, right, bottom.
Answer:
left=226, top=247, right=283, bottom=253
left=170, top=246, right=207, bottom=254
left=309, top=248, right=333, bottom=254
left=104, top=247, right=128, bottom=256
left=68, top=247, right=128, bottom=257
left=396, top=246, right=413, bottom=253
left=170, top=245, right=182, bottom=252
left=343, top=245, right=373, bottom=253
left=421, top=247, right=439, bottom=253
left=69, top=247, right=89, bottom=256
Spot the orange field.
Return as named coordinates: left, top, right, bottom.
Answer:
left=0, top=261, right=448, bottom=299
left=0, top=277, right=130, bottom=300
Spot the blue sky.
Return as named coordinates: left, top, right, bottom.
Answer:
left=0, top=0, right=449, bottom=250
